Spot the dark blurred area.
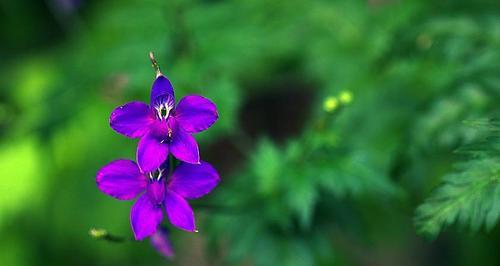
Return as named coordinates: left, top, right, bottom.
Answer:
left=1, top=0, right=500, bottom=265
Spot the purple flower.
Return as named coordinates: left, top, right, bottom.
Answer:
left=96, top=159, right=219, bottom=240
left=150, top=227, right=175, bottom=259
left=109, top=75, right=218, bottom=172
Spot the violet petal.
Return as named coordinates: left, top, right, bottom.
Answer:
left=150, top=75, right=175, bottom=108
left=175, top=95, right=218, bottom=133
left=110, top=101, right=154, bottom=138
left=96, top=160, right=147, bottom=200
left=130, top=194, right=164, bottom=240
left=169, top=118, right=200, bottom=164
left=147, top=178, right=166, bottom=206
left=164, top=191, right=196, bottom=232
left=168, top=161, right=220, bottom=199
left=137, top=132, right=169, bottom=173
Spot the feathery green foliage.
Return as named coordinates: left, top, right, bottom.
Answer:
left=415, top=120, right=500, bottom=238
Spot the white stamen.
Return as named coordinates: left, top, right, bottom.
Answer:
left=157, top=168, right=163, bottom=181
left=148, top=168, right=164, bottom=181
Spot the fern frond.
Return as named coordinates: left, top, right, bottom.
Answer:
left=415, top=120, right=500, bottom=238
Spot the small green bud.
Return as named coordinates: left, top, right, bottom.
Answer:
left=323, top=96, right=339, bottom=112
left=89, top=228, right=108, bottom=239
left=339, top=90, right=353, bottom=104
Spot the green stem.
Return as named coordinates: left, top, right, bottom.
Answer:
left=89, top=228, right=132, bottom=243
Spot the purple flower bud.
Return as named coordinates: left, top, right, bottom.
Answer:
left=150, top=227, right=175, bottom=259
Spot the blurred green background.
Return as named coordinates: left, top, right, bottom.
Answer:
left=1, top=0, right=500, bottom=265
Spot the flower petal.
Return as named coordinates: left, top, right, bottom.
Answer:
left=174, top=95, right=218, bottom=133
left=169, top=118, right=200, bottom=164
left=168, top=161, right=220, bottom=199
left=110, top=101, right=154, bottom=138
left=164, top=191, right=196, bottom=232
left=137, top=132, right=169, bottom=173
left=150, top=227, right=175, bottom=259
left=147, top=178, right=166, bottom=206
left=96, top=160, right=147, bottom=200
left=130, top=194, right=164, bottom=240
left=150, top=75, right=175, bottom=108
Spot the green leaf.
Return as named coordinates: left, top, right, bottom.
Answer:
left=252, top=139, right=283, bottom=196
left=415, top=120, right=500, bottom=238
left=286, top=170, right=318, bottom=229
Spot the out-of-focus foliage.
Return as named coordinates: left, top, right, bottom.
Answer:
left=415, top=120, right=500, bottom=238
left=0, top=138, right=44, bottom=226
left=1, top=0, right=500, bottom=266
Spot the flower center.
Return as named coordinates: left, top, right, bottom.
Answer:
left=156, top=104, right=172, bottom=120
